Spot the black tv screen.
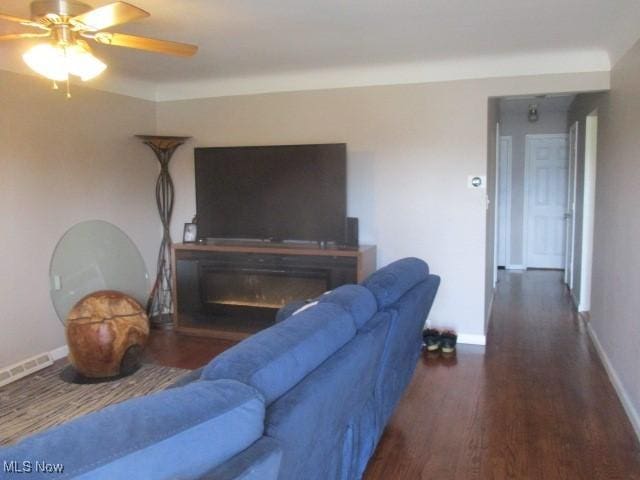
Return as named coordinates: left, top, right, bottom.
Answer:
left=194, top=144, right=347, bottom=243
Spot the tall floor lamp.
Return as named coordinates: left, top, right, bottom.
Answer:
left=136, top=135, right=191, bottom=329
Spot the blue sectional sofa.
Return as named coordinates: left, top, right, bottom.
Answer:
left=1, top=258, right=440, bottom=480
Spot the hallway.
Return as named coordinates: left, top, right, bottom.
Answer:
left=364, top=270, right=640, bottom=479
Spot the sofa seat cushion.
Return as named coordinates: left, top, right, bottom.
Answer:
left=317, top=284, right=377, bottom=329
left=203, top=303, right=356, bottom=404
left=362, top=257, right=429, bottom=308
left=0, top=379, right=265, bottom=480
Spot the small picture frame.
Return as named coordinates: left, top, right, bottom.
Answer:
left=183, top=223, right=198, bottom=243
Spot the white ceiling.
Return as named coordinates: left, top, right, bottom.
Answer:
left=1, top=0, right=639, bottom=100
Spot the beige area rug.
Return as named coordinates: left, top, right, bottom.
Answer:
left=0, top=362, right=189, bottom=446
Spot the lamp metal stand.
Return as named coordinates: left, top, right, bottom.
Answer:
left=136, top=134, right=191, bottom=329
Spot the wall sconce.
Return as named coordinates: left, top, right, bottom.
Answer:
left=528, top=104, right=539, bottom=123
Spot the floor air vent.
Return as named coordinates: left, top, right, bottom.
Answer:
left=0, top=353, right=53, bottom=387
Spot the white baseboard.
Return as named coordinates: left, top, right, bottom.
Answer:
left=457, top=334, right=486, bottom=346
left=586, top=322, right=640, bottom=441
left=567, top=290, right=582, bottom=313
left=50, top=345, right=69, bottom=361
left=0, top=345, right=69, bottom=387
left=577, top=296, right=590, bottom=313
left=506, top=264, right=525, bottom=270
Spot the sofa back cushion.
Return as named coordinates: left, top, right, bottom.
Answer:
left=203, top=303, right=356, bottom=404
left=0, top=379, right=265, bottom=480
left=362, top=257, right=429, bottom=308
left=264, top=311, right=391, bottom=480
left=275, top=285, right=377, bottom=329
left=275, top=299, right=308, bottom=323
left=317, top=284, right=377, bottom=329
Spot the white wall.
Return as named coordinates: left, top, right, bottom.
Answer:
left=587, top=38, right=640, bottom=436
left=0, top=68, right=608, bottom=368
left=0, top=70, right=158, bottom=368
left=499, top=105, right=570, bottom=267
left=156, top=71, right=608, bottom=340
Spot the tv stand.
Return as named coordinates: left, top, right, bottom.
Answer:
left=171, top=243, right=376, bottom=340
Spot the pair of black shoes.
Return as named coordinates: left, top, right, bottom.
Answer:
left=423, top=329, right=458, bottom=354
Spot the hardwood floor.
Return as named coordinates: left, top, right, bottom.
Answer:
left=144, top=329, right=236, bottom=370
left=146, top=270, right=640, bottom=479
left=365, top=270, right=640, bottom=479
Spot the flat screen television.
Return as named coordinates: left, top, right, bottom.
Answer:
left=194, top=143, right=347, bottom=243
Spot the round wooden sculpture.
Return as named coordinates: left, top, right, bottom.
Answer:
left=65, top=291, right=149, bottom=378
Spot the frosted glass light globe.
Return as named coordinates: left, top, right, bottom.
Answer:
left=22, top=42, right=107, bottom=82
left=22, top=43, right=68, bottom=81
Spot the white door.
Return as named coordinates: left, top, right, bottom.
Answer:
left=524, top=134, right=569, bottom=269
left=497, top=136, right=512, bottom=267
left=564, top=123, right=578, bottom=286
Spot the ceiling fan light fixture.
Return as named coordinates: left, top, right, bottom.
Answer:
left=66, top=43, right=107, bottom=81
left=22, top=41, right=106, bottom=82
left=22, top=43, right=68, bottom=81
left=3, top=0, right=197, bottom=94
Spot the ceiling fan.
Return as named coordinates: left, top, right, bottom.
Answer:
left=0, top=0, right=198, bottom=94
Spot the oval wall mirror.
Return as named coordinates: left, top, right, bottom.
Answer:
left=49, top=220, right=149, bottom=323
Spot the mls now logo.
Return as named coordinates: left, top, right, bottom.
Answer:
left=4, top=460, right=64, bottom=474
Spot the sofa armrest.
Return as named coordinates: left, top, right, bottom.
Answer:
left=200, top=437, right=282, bottom=480
left=0, top=380, right=265, bottom=480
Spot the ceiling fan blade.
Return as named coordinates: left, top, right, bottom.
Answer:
left=71, top=2, right=149, bottom=32
left=0, top=12, right=48, bottom=30
left=93, top=32, right=198, bottom=56
left=0, top=12, right=32, bottom=24
left=0, top=32, right=50, bottom=41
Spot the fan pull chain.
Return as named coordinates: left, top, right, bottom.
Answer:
left=49, top=80, right=71, bottom=98
left=61, top=45, right=71, bottom=99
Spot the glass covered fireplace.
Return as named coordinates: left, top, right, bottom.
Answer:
left=201, top=268, right=329, bottom=311
left=174, top=249, right=358, bottom=340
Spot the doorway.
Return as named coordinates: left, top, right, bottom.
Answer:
left=496, top=136, right=512, bottom=268
left=564, top=122, right=579, bottom=288
left=493, top=95, right=574, bottom=279
left=577, top=111, right=598, bottom=311
left=489, top=93, right=604, bottom=332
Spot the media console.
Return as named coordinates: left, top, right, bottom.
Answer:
left=171, top=242, right=376, bottom=340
